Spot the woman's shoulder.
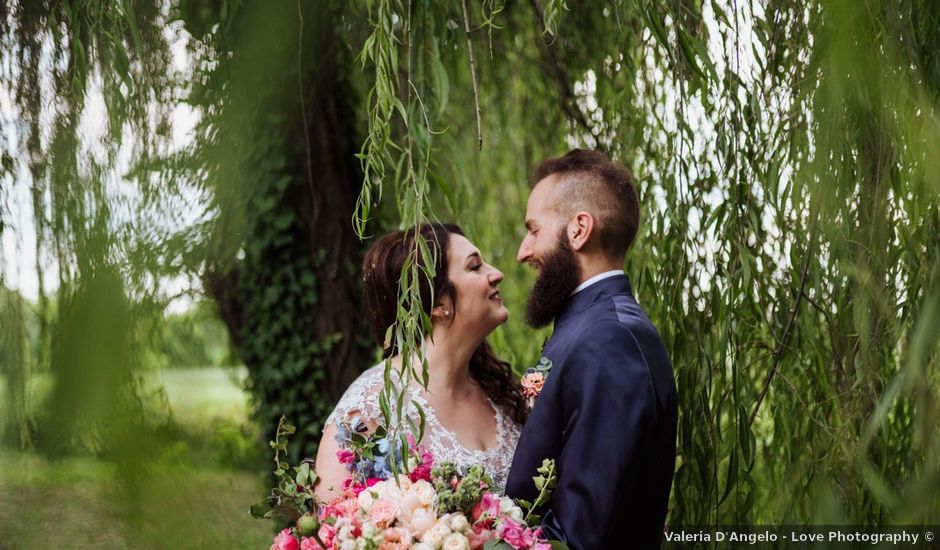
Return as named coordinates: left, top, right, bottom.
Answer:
left=347, top=362, right=388, bottom=390
left=327, top=362, right=409, bottom=426
left=326, top=363, right=387, bottom=425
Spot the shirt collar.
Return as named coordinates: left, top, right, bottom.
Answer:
left=571, top=270, right=625, bottom=296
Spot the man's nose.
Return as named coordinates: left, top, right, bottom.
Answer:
left=517, top=236, right=533, bottom=263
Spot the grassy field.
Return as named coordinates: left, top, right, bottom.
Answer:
left=146, top=366, right=252, bottom=424
left=0, top=451, right=274, bottom=549
left=0, top=367, right=278, bottom=549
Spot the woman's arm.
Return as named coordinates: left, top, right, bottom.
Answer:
left=313, top=422, right=348, bottom=502
left=313, top=416, right=380, bottom=503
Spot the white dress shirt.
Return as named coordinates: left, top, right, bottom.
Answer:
left=571, top=269, right=624, bottom=296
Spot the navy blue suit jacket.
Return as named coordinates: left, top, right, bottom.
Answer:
left=505, top=275, right=677, bottom=550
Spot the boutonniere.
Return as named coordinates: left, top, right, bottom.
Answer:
left=521, top=356, right=553, bottom=409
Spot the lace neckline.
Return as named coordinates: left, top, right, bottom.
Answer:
left=407, top=387, right=508, bottom=459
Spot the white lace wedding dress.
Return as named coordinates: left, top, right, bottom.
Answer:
left=325, top=364, right=522, bottom=493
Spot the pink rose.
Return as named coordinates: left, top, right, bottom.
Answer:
left=378, top=527, right=413, bottom=550
left=533, top=544, right=552, bottom=550
left=521, top=372, right=545, bottom=398
left=467, top=524, right=496, bottom=549
left=499, top=519, right=535, bottom=550
left=370, top=498, right=399, bottom=528
left=479, top=493, right=501, bottom=519
left=300, top=538, right=324, bottom=550
left=471, top=493, right=501, bottom=528
left=316, top=523, right=336, bottom=548
left=322, top=495, right=359, bottom=523
left=336, top=449, right=356, bottom=464
left=270, top=528, right=300, bottom=550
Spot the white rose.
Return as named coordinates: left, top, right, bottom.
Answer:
left=340, top=541, right=356, bottom=550
left=361, top=522, right=380, bottom=539
left=421, top=522, right=453, bottom=549
left=411, top=543, right=436, bottom=550
left=441, top=532, right=471, bottom=550
left=383, top=485, right=405, bottom=504
left=408, top=506, right=437, bottom=538
left=448, top=514, right=470, bottom=534
left=411, top=479, right=437, bottom=507
left=403, top=488, right=423, bottom=513
left=498, top=497, right=524, bottom=522
left=371, top=480, right=390, bottom=499
left=337, top=526, right=353, bottom=541
left=334, top=517, right=351, bottom=532
left=397, top=477, right=413, bottom=491
left=358, top=489, right=376, bottom=512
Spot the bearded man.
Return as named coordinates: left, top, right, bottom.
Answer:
left=505, top=149, right=678, bottom=550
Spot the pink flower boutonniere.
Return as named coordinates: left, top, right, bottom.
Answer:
left=521, top=356, right=553, bottom=409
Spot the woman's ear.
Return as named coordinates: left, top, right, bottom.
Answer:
left=431, top=297, right=454, bottom=322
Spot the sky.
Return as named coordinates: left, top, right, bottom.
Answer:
left=1, top=18, right=200, bottom=313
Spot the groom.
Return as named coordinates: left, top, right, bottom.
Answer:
left=505, top=149, right=678, bottom=549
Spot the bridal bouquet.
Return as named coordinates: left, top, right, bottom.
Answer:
left=252, top=417, right=564, bottom=550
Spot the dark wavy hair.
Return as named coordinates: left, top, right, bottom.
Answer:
left=362, top=223, right=527, bottom=424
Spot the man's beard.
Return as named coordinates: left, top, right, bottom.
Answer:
left=525, top=229, right=582, bottom=328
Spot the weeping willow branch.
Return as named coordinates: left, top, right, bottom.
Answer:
left=461, top=0, right=483, bottom=150
left=525, top=0, right=604, bottom=149
left=296, top=0, right=318, bottom=222
left=749, top=224, right=817, bottom=426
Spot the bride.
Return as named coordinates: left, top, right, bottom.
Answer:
left=314, top=223, right=526, bottom=500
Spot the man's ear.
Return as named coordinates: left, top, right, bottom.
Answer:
left=568, top=212, right=595, bottom=251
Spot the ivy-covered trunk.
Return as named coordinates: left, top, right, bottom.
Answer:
left=197, top=1, right=373, bottom=465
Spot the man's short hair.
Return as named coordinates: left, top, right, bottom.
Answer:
left=533, top=149, right=640, bottom=259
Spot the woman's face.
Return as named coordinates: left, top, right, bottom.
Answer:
left=443, top=233, right=508, bottom=333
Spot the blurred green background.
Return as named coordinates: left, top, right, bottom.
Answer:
left=1, top=0, right=939, bottom=548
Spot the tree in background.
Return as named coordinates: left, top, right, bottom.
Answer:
left=1, top=0, right=938, bottom=530
left=174, top=0, right=376, bottom=466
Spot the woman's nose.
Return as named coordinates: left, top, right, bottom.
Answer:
left=489, top=267, right=504, bottom=285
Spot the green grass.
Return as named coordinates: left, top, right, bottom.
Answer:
left=0, top=451, right=275, bottom=549
left=1, top=366, right=251, bottom=428
left=0, top=367, right=278, bottom=549
left=146, top=366, right=252, bottom=425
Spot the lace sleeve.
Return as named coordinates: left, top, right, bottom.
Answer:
left=325, top=365, right=388, bottom=427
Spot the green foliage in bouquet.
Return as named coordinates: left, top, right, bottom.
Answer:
left=517, top=459, right=558, bottom=526
left=431, top=462, right=493, bottom=517
left=250, top=417, right=323, bottom=545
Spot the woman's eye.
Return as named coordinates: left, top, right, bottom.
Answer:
left=470, top=264, right=482, bottom=271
